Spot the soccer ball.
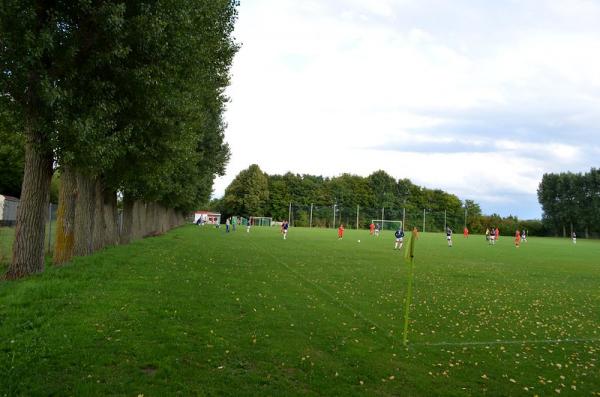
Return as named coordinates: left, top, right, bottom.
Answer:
left=357, top=240, right=361, bottom=243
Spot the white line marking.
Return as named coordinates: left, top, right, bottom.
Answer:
left=410, top=337, right=600, bottom=347
left=249, top=238, right=391, bottom=338
left=246, top=236, right=600, bottom=349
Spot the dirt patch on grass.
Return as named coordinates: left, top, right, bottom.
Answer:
left=141, top=365, right=158, bottom=375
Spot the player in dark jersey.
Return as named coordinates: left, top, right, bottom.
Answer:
left=394, top=228, right=405, bottom=249
left=282, top=220, right=289, bottom=240
left=446, top=227, right=453, bottom=247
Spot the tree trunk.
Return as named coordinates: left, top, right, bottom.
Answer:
left=91, top=179, right=106, bottom=252
left=134, top=201, right=144, bottom=240
left=73, top=173, right=96, bottom=256
left=570, top=222, right=573, bottom=238
left=132, top=201, right=140, bottom=240
left=53, top=166, right=77, bottom=265
left=5, top=129, right=54, bottom=279
left=103, top=190, right=119, bottom=247
left=121, top=194, right=134, bottom=245
left=160, top=206, right=167, bottom=233
left=144, top=202, right=153, bottom=236
left=151, top=203, right=158, bottom=235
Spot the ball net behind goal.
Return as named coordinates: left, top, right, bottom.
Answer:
left=249, top=216, right=272, bottom=226
left=371, top=220, right=403, bottom=231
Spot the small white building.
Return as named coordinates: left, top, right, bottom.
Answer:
left=194, top=210, right=221, bottom=225
left=0, top=195, right=19, bottom=226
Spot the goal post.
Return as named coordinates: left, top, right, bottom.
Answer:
left=249, top=216, right=272, bottom=226
left=371, top=219, right=403, bottom=231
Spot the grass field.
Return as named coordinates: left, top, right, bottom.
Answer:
left=0, top=222, right=57, bottom=267
left=1, top=225, right=599, bottom=396
left=0, top=227, right=14, bottom=266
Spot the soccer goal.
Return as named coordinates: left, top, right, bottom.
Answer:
left=249, top=216, right=273, bottom=226
left=371, top=219, right=403, bottom=231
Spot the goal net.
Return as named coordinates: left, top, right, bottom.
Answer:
left=371, top=219, right=403, bottom=231
left=249, top=216, right=272, bottom=226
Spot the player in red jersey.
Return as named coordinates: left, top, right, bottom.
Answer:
left=338, top=224, right=345, bottom=239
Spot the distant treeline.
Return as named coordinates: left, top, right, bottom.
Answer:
left=538, top=168, right=600, bottom=238
left=212, top=164, right=544, bottom=235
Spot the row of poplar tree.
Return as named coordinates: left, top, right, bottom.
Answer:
left=0, top=1, right=238, bottom=279
left=538, top=168, right=600, bottom=237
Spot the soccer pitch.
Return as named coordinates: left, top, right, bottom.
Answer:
left=1, top=225, right=598, bottom=395
left=186, top=226, right=600, bottom=395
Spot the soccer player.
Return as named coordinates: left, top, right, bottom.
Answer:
left=515, top=229, right=521, bottom=248
left=394, top=228, right=405, bottom=249
left=412, top=226, right=419, bottom=240
left=375, top=223, right=381, bottom=237
left=282, top=220, right=289, bottom=240
left=369, top=222, right=375, bottom=236
left=232, top=216, right=237, bottom=232
left=572, top=231, right=576, bottom=244
left=485, top=228, right=490, bottom=242
left=463, top=226, right=469, bottom=238
left=446, top=227, right=453, bottom=247
left=488, top=227, right=495, bottom=245
left=246, top=219, right=251, bottom=233
left=338, top=224, right=345, bottom=239
left=225, top=217, right=230, bottom=233
left=495, top=227, right=500, bottom=242
left=521, top=229, right=527, bottom=243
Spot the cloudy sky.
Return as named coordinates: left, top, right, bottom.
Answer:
left=213, top=0, right=600, bottom=219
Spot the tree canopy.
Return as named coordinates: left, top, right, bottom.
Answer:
left=1, top=0, right=238, bottom=278
left=538, top=169, right=600, bottom=237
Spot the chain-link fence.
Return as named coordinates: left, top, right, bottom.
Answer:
left=0, top=201, right=58, bottom=266
left=285, top=203, right=466, bottom=232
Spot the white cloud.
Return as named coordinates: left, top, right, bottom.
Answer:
left=214, top=0, right=600, bottom=219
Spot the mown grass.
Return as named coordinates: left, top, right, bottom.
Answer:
left=0, top=225, right=599, bottom=396
left=0, top=227, right=13, bottom=268
left=0, top=222, right=56, bottom=270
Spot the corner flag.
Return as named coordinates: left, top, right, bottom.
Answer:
left=402, top=228, right=418, bottom=346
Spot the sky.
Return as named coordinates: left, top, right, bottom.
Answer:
left=213, top=0, right=600, bottom=219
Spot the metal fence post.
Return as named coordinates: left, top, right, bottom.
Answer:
left=333, top=204, right=336, bottom=228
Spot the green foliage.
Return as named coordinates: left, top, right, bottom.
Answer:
left=221, top=167, right=545, bottom=234
left=0, top=0, right=67, bottom=143
left=49, top=172, right=60, bottom=204
left=111, top=0, right=237, bottom=211
left=538, top=169, right=600, bottom=237
left=368, top=170, right=399, bottom=208
left=0, top=226, right=599, bottom=395
left=222, top=164, right=269, bottom=217
left=224, top=168, right=471, bottom=225
left=1, top=0, right=238, bottom=213
left=0, top=114, right=23, bottom=197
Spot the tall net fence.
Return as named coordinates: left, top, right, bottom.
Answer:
left=1, top=203, right=58, bottom=267
left=286, top=204, right=466, bottom=232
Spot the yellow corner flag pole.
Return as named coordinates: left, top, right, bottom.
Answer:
left=402, top=227, right=418, bottom=346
